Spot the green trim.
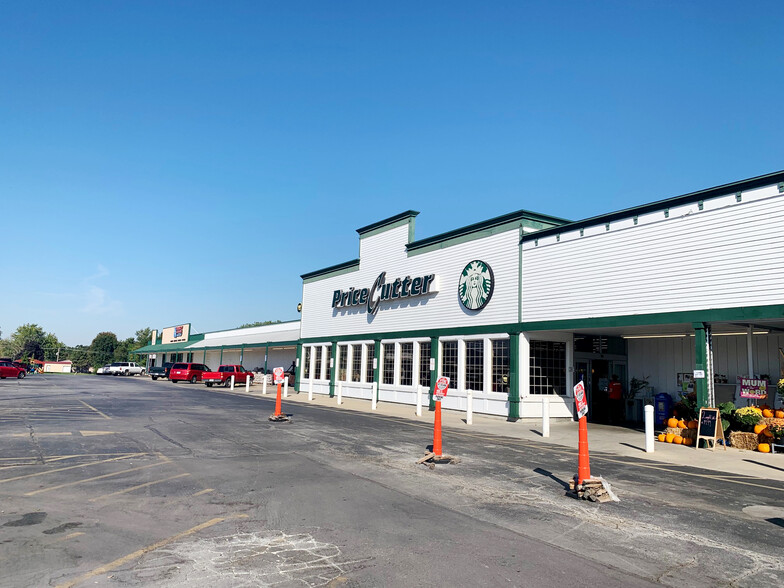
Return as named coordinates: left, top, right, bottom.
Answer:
left=329, top=340, right=337, bottom=397
left=264, top=343, right=269, bottom=374
left=508, top=333, right=520, bottom=421
left=294, top=343, right=303, bottom=391
left=373, top=340, right=381, bottom=400
left=133, top=334, right=206, bottom=354
left=407, top=210, right=567, bottom=256
left=518, top=226, right=523, bottom=323
left=429, top=336, right=438, bottom=410
left=219, top=347, right=223, bottom=364
left=522, top=169, right=784, bottom=243
left=357, top=214, right=418, bottom=240
left=356, top=211, right=419, bottom=237
left=299, top=323, right=520, bottom=345
left=301, top=259, right=360, bottom=283
left=693, top=323, right=709, bottom=409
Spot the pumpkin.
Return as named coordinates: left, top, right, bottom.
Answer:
left=752, top=407, right=763, bottom=414
left=776, top=410, right=784, bottom=419
left=762, top=428, right=775, bottom=438
left=657, top=433, right=666, bottom=442
left=673, top=435, right=684, bottom=445
left=758, top=443, right=771, bottom=453
left=687, top=420, right=698, bottom=429
left=667, top=418, right=679, bottom=428
left=762, top=409, right=774, bottom=418
left=754, top=424, right=767, bottom=435
left=683, top=437, right=693, bottom=446
left=677, top=419, right=688, bottom=429
left=665, top=433, right=676, bottom=443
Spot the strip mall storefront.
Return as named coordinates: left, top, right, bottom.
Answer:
left=296, top=171, right=784, bottom=421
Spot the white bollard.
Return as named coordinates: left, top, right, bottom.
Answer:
left=245, top=375, right=250, bottom=393
left=283, top=378, right=289, bottom=398
left=337, top=381, right=343, bottom=405
left=230, top=375, right=235, bottom=391
left=644, top=404, right=655, bottom=453
left=416, top=385, right=423, bottom=417
left=371, top=382, right=378, bottom=411
left=542, top=394, right=550, bottom=438
left=466, top=389, right=473, bottom=425
left=308, top=378, right=313, bottom=401
left=262, top=375, right=267, bottom=395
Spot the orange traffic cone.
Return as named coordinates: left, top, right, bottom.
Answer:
left=432, top=399, right=443, bottom=456
left=577, top=414, right=591, bottom=484
left=274, top=383, right=282, bottom=417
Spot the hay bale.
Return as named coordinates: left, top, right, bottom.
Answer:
left=760, top=417, right=784, bottom=427
left=681, top=428, right=697, bottom=440
left=729, top=431, right=758, bottom=451
left=664, top=427, right=687, bottom=436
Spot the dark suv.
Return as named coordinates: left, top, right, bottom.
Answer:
left=169, top=362, right=210, bottom=384
left=149, top=362, right=174, bottom=380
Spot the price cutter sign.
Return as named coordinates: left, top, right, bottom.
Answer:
left=273, top=367, right=285, bottom=384
left=435, top=376, right=450, bottom=400
left=574, top=380, right=588, bottom=419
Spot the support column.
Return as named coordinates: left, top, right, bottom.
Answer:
left=508, top=333, right=520, bottom=421
left=373, top=340, right=381, bottom=402
left=240, top=345, right=244, bottom=365
left=693, top=322, right=709, bottom=409
left=219, top=347, right=224, bottom=364
left=429, top=336, right=438, bottom=411
left=329, top=341, right=337, bottom=398
left=294, top=343, right=303, bottom=392
left=264, top=343, right=269, bottom=375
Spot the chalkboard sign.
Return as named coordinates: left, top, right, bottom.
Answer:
left=696, top=407, right=726, bottom=451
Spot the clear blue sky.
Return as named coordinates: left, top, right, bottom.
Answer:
left=2, top=1, right=782, bottom=346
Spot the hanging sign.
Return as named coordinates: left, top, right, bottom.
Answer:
left=435, top=376, right=450, bottom=400
left=696, top=407, right=726, bottom=451
left=738, top=377, right=768, bottom=399
left=273, top=367, right=285, bottom=384
left=574, top=381, right=588, bottom=419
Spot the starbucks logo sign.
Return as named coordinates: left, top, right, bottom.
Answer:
left=458, top=260, right=494, bottom=311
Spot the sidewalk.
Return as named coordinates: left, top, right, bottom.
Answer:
left=238, top=385, right=784, bottom=483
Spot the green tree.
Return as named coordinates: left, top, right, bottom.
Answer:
left=90, top=332, right=118, bottom=368
left=67, top=345, right=92, bottom=373
left=42, top=332, right=65, bottom=362
left=237, top=320, right=282, bottom=328
left=135, top=328, right=152, bottom=347
left=113, top=337, right=136, bottom=362
left=4, top=324, right=47, bottom=361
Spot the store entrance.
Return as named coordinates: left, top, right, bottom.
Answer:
left=574, top=357, right=627, bottom=424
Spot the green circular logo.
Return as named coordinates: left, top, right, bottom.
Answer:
left=459, top=260, right=494, bottom=311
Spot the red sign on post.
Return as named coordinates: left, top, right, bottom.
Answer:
left=574, top=380, right=588, bottom=420
left=435, top=376, right=450, bottom=400
left=273, top=367, right=285, bottom=384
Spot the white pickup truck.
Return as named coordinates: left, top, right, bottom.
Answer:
left=106, top=362, right=145, bottom=376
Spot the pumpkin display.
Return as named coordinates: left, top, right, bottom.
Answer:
left=667, top=418, right=679, bottom=428
left=752, top=407, right=763, bottom=415
left=687, top=420, right=698, bottom=429
left=762, top=409, right=774, bottom=418
left=673, top=435, right=684, bottom=445
left=683, top=437, right=693, bottom=446
left=665, top=433, right=675, bottom=443
left=762, top=427, right=775, bottom=438
left=658, top=433, right=666, bottom=442
left=758, top=443, right=771, bottom=453
left=776, top=410, right=784, bottom=419
left=754, top=424, right=767, bottom=435
left=677, top=419, right=688, bottom=429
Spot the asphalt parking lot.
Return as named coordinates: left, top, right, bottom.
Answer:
left=1, top=374, right=782, bottom=587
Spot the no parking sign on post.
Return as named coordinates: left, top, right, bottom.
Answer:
left=574, top=380, right=588, bottom=420
left=273, top=367, right=285, bottom=384
left=435, top=376, right=449, bottom=401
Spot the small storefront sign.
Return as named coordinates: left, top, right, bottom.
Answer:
left=574, top=381, right=588, bottom=419
left=435, top=376, right=450, bottom=400
left=738, top=377, right=768, bottom=399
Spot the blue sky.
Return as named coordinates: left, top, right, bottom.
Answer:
left=2, top=1, right=782, bottom=345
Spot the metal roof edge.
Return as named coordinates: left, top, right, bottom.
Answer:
left=356, top=210, right=419, bottom=235
left=300, top=259, right=360, bottom=280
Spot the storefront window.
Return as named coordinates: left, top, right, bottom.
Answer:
left=315, top=347, right=323, bottom=380
left=187, top=352, right=194, bottom=362
left=442, top=341, right=458, bottom=389
left=324, top=346, right=332, bottom=381
left=400, top=342, right=413, bottom=386
left=338, top=345, right=348, bottom=381
left=365, top=344, right=375, bottom=383
left=303, top=347, right=311, bottom=379
left=351, top=345, right=362, bottom=382
left=383, top=344, right=395, bottom=385
left=419, top=342, right=431, bottom=388
left=530, top=340, right=566, bottom=395
left=465, top=340, right=483, bottom=392
left=491, top=339, right=509, bottom=394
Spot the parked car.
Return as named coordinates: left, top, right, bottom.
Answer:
left=96, top=365, right=112, bottom=375
left=0, top=361, right=26, bottom=379
left=148, top=362, right=174, bottom=380
left=169, top=362, right=210, bottom=384
left=106, top=362, right=145, bottom=376
left=202, top=365, right=255, bottom=387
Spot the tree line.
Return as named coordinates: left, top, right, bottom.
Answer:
left=0, top=324, right=151, bottom=373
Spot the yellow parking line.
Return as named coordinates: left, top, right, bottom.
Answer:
left=90, top=473, right=191, bottom=502
left=192, top=488, right=214, bottom=497
left=53, top=532, right=85, bottom=543
left=79, top=431, right=116, bottom=437
left=77, top=401, right=111, bottom=420
left=10, top=432, right=72, bottom=438
left=55, top=514, right=249, bottom=588
left=0, top=453, right=145, bottom=484
left=24, top=458, right=171, bottom=496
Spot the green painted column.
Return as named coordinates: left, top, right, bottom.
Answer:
left=429, top=336, right=438, bottom=411
left=329, top=341, right=337, bottom=397
left=219, top=347, right=223, bottom=364
left=240, top=345, right=244, bottom=365
left=693, top=322, right=709, bottom=408
left=508, top=333, right=520, bottom=421
left=202, top=350, right=206, bottom=363
left=264, top=343, right=269, bottom=375
left=294, top=343, right=303, bottom=392
left=373, top=340, right=381, bottom=401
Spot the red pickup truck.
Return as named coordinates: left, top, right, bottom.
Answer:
left=202, top=365, right=255, bottom=387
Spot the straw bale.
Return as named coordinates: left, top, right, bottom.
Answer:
left=680, top=428, right=696, bottom=440
left=729, top=431, right=758, bottom=451
left=760, top=417, right=784, bottom=427
left=664, top=427, right=686, bottom=436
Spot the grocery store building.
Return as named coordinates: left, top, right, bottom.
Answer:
left=295, top=171, right=784, bottom=421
